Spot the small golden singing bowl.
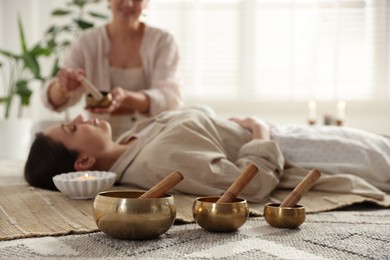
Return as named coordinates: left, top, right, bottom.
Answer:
left=192, top=196, right=249, bottom=232
left=93, top=190, right=176, bottom=240
left=263, top=203, right=306, bottom=229
left=86, top=92, right=112, bottom=108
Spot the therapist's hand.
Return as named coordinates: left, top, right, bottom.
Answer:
left=87, top=87, right=135, bottom=115
left=57, top=68, right=84, bottom=92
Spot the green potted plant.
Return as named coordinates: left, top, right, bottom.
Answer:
left=0, top=0, right=108, bottom=118
left=0, top=0, right=107, bottom=160
left=0, top=15, right=53, bottom=160
left=0, top=16, right=51, bottom=119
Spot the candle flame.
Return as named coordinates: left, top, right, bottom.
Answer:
left=84, top=173, right=89, bottom=178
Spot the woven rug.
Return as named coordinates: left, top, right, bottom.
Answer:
left=0, top=204, right=389, bottom=259
left=1, top=183, right=390, bottom=241
left=1, top=160, right=390, bottom=259
left=1, top=159, right=390, bottom=243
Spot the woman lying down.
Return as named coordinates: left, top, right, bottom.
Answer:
left=24, top=109, right=390, bottom=203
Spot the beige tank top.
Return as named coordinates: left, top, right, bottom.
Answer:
left=94, top=67, right=147, bottom=140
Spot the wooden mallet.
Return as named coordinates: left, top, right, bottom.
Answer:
left=280, top=169, right=321, bottom=207
left=216, top=164, right=259, bottom=203
left=139, top=170, right=184, bottom=199
left=79, top=76, right=104, bottom=101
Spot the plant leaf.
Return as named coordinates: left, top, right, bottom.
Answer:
left=72, top=0, right=88, bottom=8
left=15, top=80, right=32, bottom=106
left=50, top=57, right=60, bottom=77
left=46, top=25, right=57, bottom=34
left=17, top=15, right=27, bottom=53
left=60, top=25, right=73, bottom=33
left=74, top=19, right=94, bottom=30
left=52, top=9, right=73, bottom=16
left=88, top=11, right=108, bottom=19
left=0, top=49, right=19, bottom=60
left=61, top=40, right=72, bottom=49
left=0, top=96, right=11, bottom=104
left=31, top=44, right=52, bottom=56
left=22, top=53, right=41, bottom=79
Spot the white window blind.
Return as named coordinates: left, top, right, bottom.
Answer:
left=147, top=0, right=389, bottom=102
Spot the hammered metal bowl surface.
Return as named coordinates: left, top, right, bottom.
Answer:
left=93, top=190, right=176, bottom=240
left=86, top=92, right=112, bottom=108
left=263, top=203, right=306, bottom=228
left=192, top=196, right=249, bottom=232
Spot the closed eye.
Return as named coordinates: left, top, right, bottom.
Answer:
left=61, top=124, right=77, bottom=134
left=69, top=124, right=77, bottom=133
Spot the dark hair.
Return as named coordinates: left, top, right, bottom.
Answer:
left=24, top=133, right=79, bottom=191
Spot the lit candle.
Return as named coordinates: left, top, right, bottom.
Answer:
left=308, top=100, right=317, bottom=125
left=76, top=173, right=96, bottom=181
left=337, top=101, right=346, bottom=120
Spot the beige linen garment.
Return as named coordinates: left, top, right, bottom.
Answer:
left=111, top=109, right=284, bottom=203
left=42, top=24, right=183, bottom=138
left=110, top=110, right=388, bottom=203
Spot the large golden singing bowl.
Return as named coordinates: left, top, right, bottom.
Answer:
left=86, top=92, right=112, bottom=108
left=93, top=190, right=176, bottom=240
left=192, top=196, right=249, bottom=232
left=263, top=203, right=306, bottom=229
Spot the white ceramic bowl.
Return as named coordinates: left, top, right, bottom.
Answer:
left=53, top=171, right=117, bottom=199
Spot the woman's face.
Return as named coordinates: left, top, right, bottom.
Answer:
left=109, top=0, right=148, bottom=25
left=43, top=115, right=112, bottom=156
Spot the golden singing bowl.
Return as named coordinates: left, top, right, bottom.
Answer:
left=192, top=196, right=249, bottom=232
left=93, top=190, right=176, bottom=240
left=86, top=92, right=112, bottom=108
left=263, top=203, right=306, bottom=229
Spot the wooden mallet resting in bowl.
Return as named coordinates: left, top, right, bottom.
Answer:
left=280, top=169, right=321, bottom=207
left=79, top=75, right=104, bottom=101
left=216, top=163, right=259, bottom=203
left=139, top=170, right=184, bottom=199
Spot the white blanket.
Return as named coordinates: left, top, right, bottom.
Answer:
left=272, top=125, right=390, bottom=197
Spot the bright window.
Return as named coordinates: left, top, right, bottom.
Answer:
left=147, top=0, right=390, bottom=102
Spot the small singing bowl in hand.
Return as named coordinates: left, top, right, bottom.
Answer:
left=85, top=91, right=112, bottom=109
left=263, top=203, right=306, bottom=229
left=93, top=190, right=176, bottom=240
left=192, top=196, right=249, bottom=232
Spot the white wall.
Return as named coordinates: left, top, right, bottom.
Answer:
left=0, top=1, right=3, bottom=50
